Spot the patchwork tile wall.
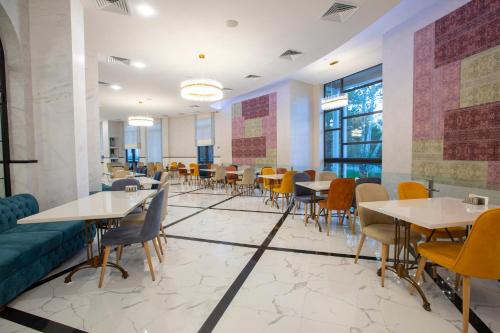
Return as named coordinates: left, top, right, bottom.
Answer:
left=412, top=0, right=500, bottom=190
left=232, top=93, right=277, bottom=166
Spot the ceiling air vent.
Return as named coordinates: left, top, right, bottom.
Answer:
left=279, top=49, right=303, bottom=61
left=245, top=74, right=262, bottom=79
left=95, top=0, right=130, bottom=16
left=98, top=81, right=110, bottom=86
left=223, top=87, right=233, bottom=91
left=107, top=55, right=130, bottom=65
left=322, top=1, right=359, bottom=23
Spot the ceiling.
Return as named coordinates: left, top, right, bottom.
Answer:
left=83, top=0, right=400, bottom=120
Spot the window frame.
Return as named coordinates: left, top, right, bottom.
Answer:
left=197, top=145, right=214, bottom=164
left=323, top=64, right=383, bottom=178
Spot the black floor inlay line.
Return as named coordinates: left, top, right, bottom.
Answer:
left=424, top=265, right=492, bottom=333
left=166, top=235, right=260, bottom=249
left=0, top=307, right=88, bottom=333
left=198, top=203, right=294, bottom=333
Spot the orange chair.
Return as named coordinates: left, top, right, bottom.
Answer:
left=271, top=171, right=296, bottom=212
left=398, top=182, right=466, bottom=239
left=317, top=178, right=356, bottom=235
left=414, top=208, right=500, bottom=333
left=226, top=165, right=238, bottom=190
left=178, top=162, right=188, bottom=182
left=276, top=168, right=287, bottom=174
left=262, top=167, right=278, bottom=200
left=304, top=170, right=316, bottom=181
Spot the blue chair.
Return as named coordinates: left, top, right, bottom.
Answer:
left=292, top=172, right=313, bottom=220
left=99, top=189, right=165, bottom=287
left=151, top=171, right=162, bottom=190
left=111, top=178, right=141, bottom=191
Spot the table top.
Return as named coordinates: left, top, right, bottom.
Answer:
left=258, top=174, right=284, bottom=180
left=226, top=170, right=244, bottom=175
left=103, top=171, right=145, bottom=177
left=295, top=180, right=331, bottom=191
left=359, top=197, right=496, bottom=229
left=200, top=169, right=216, bottom=172
left=102, top=177, right=161, bottom=187
left=18, top=190, right=156, bottom=223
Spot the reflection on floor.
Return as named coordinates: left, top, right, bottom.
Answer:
left=1, top=183, right=498, bottom=333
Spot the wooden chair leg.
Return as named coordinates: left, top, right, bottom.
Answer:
left=152, top=237, right=162, bottom=263
left=326, top=210, right=332, bottom=236
left=116, top=245, right=123, bottom=264
left=355, top=234, right=366, bottom=264
left=157, top=235, right=164, bottom=255
left=462, top=276, right=471, bottom=333
left=143, top=241, right=155, bottom=281
left=381, top=243, right=389, bottom=287
left=348, top=210, right=354, bottom=234
left=99, top=245, right=111, bottom=288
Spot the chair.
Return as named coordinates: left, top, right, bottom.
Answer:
left=111, top=178, right=140, bottom=191
left=99, top=189, right=165, bottom=287
left=414, top=208, right=500, bottom=333
left=226, top=165, right=238, bottom=191
left=261, top=167, right=278, bottom=200
left=398, top=182, right=466, bottom=240
left=304, top=170, right=316, bottom=181
left=151, top=171, right=163, bottom=190
left=276, top=167, right=287, bottom=174
left=189, top=163, right=199, bottom=184
left=169, top=162, right=178, bottom=171
left=352, top=177, right=381, bottom=216
left=292, top=172, right=313, bottom=220
left=317, top=178, right=355, bottom=235
left=178, top=162, right=188, bottom=183
left=272, top=171, right=296, bottom=211
left=198, top=164, right=210, bottom=184
left=112, top=169, right=128, bottom=179
left=237, top=168, right=255, bottom=195
left=318, top=171, right=337, bottom=196
left=212, top=165, right=226, bottom=189
left=355, top=183, right=421, bottom=287
left=146, top=162, right=155, bottom=177
left=120, top=182, right=169, bottom=255
left=158, top=172, right=169, bottom=188
left=256, top=166, right=272, bottom=193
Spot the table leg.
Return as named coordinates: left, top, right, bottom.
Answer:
left=379, top=218, right=430, bottom=311
left=64, top=220, right=129, bottom=283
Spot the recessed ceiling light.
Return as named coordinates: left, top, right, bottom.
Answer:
left=132, top=61, right=146, bottom=69
left=226, top=19, right=239, bottom=28
left=136, top=3, right=155, bottom=17
left=110, top=84, right=122, bottom=90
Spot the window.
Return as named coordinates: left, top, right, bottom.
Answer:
left=0, top=38, right=11, bottom=197
left=323, top=64, right=383, bottom=178
left=198, top=145, right=213, bottom=164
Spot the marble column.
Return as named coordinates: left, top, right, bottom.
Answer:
left=101, top=120, right=110, bottom=163
left=29, top=0, right=89, bottom=208
left=85, top=52, right=101, bottom=192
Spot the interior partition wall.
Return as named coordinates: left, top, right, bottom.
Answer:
left=0, top=38, right=11, bottom=197
left=323, top=64, right=383, bottom=178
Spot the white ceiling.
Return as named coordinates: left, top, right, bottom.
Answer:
left=83, top=0, right=400, bottom=120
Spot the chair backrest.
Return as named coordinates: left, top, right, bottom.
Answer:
left=262, top=167, right=276, bottom=187
left=304, top=170, right=316, bottom=181
left=214, top=165, right=226, bottom=180
left=452, top=208, right=500, bottom=279
left=112, top=169, right=128, bottom=179
left=111, top=178, right=140, bottom=191
left=191, top=163, right=199, bottom=177
left=326, top=178, right=355, bottom=211
left=353, top=177, right=382, bottom=206
left=151, top=171, right=163, bottom=190
left=226, top=165, right=238, bottom=180
left=319, top=171, right=337, bottom=181
left=146, top=162, right=155, bottom=177
left=159, top=172, right=169, bottom=188
left=398, top=181, right=428, bottom=199
left=276, top=168, right=287, bottom=174
left=355, top=183, right=394, bottom=228
left=241, top=168, right=255, bottom=185
left=159, top=182, right=169, bottom=221
left=140, top=189, right=165, bottom=241
left=293, top=172, right=311, bottom=196
left=278, top=171, right=296, bottom=193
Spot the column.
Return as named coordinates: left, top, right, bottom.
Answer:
left=86, top=52, right=101, bottom=192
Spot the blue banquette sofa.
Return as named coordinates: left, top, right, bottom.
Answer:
left=0, top=194, right=87, bottom=305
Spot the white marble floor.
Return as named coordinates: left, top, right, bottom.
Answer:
left=1, top=183, right=498, bottom=333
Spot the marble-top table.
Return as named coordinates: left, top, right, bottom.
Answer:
left=258, top=174, right=284, bottom=207
left=199, top=168, right=216, bottom=173
left=226, top=170, right=244, bottom=175
left=295, top=180, right=332, bottom=228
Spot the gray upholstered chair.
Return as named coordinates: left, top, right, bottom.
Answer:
left=355, top=183, right=421, bottom=287
left=120, top=182, right=169, bottom=255
left=111, top=178, right=140, bottom=191
left=99, top=189, right=165, bottom=287
left=292, top=172, right=314, bottom=220
left=237, top=168, right=255, bottom=195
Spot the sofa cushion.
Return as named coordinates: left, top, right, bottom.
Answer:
left=5, top=220, right=84, bottom=242
left=0, top=231, right=62, bottom=280
left=0, top=194, right=39, bottom=232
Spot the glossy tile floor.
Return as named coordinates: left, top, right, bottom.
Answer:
left=1, top=182, right=499, bottom=333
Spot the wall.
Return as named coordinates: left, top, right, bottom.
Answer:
left=85, top=52, right=101, bottom=192
left=381, top=0, right=499, bottom=203
left=290, top=80, right=313, bottom=170
left=167, top=115, right=197, bottom=165
left=108, top=120, right=124, bottom=163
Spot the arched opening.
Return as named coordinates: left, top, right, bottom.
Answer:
left=0, top=37, right=11, bottom=196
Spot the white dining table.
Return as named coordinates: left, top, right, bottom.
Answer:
left=18, top=190, right=156, bottom=282
left=295, top=181, right=331, bottom=228
left=358, top=197, right=496, bottom=312
left=258, top=174, right=284, bottom=207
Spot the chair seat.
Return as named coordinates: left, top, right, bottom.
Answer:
left=102, top=225, right=143, bottom=246
left=121, top=211, right=147, bottom=226
left=272, top=188, right=292, bottom=194
left=362, top=224, right=421, bottom=244
left=418, top=241, right=463, bottom=269
left=412, top=225, right=466, bottom=239
left=295, top=195, right=315, bottom=204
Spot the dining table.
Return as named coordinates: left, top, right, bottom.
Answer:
left=359, top=197, right=496, bottom=312
left=295, top=180, right=331, bottom=231
left=18, top=190, right=157, bottom=283
left=258, top=174, right=284, bottom=208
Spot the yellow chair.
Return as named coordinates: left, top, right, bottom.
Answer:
left=272, top=171, right=296, bottom=212
left=398, top=182, right=466, bottom=239
left=169, top=162, right=178, bottom=171
left=414, top=208, right=500, bottom=333
left=189, top=163, right=199, bottom=184
left=261, top=167, right=278, bottom=199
